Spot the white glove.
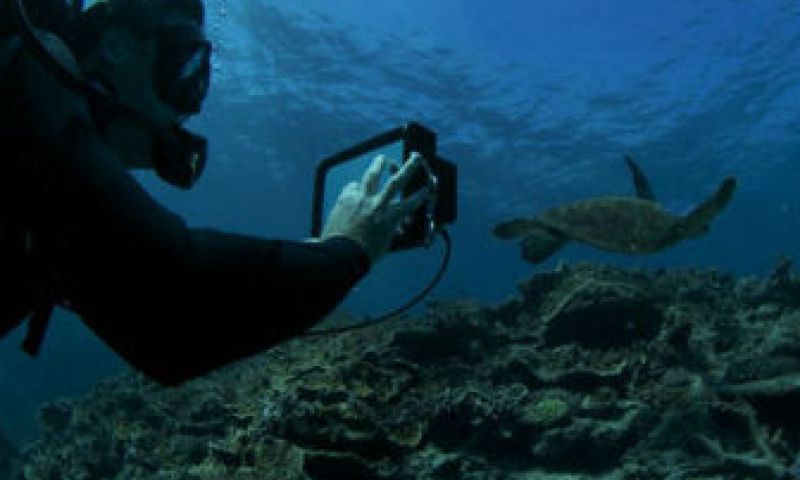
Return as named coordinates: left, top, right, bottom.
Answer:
left=321, top=153, right=430, bottom=264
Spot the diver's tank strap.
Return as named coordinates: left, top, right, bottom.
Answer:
left=22, top=302, right=53, bottom=356
left=0, top=33, right=56, bottom=355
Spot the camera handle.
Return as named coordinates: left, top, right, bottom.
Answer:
left=393, top=152, right=439, bottom=247
left=418, top=153, right=440, bottom=247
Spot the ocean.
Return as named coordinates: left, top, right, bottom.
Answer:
left=2, top=1, right=800, bottom=478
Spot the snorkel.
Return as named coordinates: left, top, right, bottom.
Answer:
left=10, top=0, right=208, bottom=189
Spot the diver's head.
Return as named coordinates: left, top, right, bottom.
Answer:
left=73, top=0, right=210, bottom=186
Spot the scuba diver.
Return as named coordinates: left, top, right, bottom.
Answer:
left=0, top=0, right=429, bottom=385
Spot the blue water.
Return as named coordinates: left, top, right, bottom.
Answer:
left=2, top=0, right=800, bottom=447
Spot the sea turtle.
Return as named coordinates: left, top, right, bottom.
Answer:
left=493, top=155, right=737, bottom=263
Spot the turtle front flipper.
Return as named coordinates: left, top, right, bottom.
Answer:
left=493, top=218, right=541, bottom=238
left=624, top=154, right=656, bottom=201
left=680, top=177, right=737, bottom=236
left=520, top=228, right=567, bottom=263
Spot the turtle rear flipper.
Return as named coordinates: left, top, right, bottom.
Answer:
left=624, top=154, right=656, bottom=201
left=681, top=177, right=737, bottom=236
left=493, top=218, right=541, bottom=238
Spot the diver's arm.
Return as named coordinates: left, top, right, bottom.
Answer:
left=14, top=39, right=369, bottom=384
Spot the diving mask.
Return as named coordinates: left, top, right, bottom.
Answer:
left=154, top=22, right=211, bottom=115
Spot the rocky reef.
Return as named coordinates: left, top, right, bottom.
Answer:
left=14, top=261, right=800, bottom=479
left=1, top=426, right=17, bottom=479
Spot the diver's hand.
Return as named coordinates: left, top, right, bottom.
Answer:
left=321, top=153, right=430, bottom=264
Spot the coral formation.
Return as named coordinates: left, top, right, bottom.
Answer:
left=0, top=426, right=17, bottom=479
left=14, top=260, right=800, bottom=479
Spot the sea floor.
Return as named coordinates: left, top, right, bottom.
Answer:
left=8, top=260, right=800, bottom=480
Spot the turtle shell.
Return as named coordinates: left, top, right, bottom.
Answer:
left=535, top=196, right=680, bottom=253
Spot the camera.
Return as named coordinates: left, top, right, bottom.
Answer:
left=311, top=122, right=457, bottom=251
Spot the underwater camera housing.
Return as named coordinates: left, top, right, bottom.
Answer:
left=312, top=122, right=457, bottom=251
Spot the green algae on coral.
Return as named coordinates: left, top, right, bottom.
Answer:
left=518, top=396, right=570, bottom=428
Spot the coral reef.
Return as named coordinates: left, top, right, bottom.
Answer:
left=14, top=260, right=800, bottom=479
left=1, top=426, right=17, bottom=479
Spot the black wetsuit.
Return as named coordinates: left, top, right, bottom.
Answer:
left=0, top=35, right=369, bottom=385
